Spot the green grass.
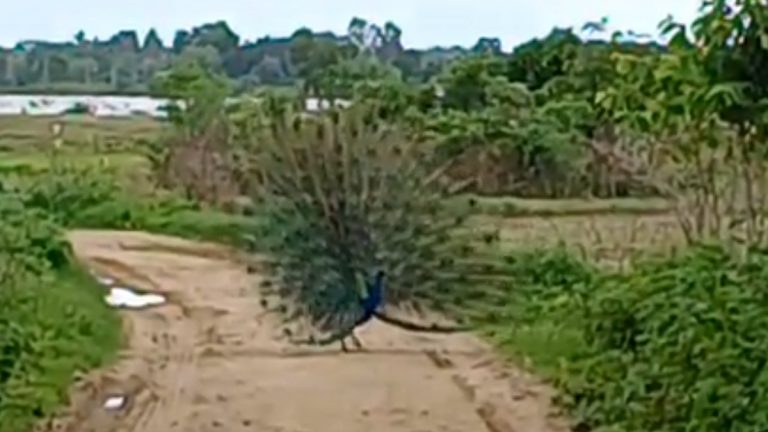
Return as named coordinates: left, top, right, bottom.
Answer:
left=465, top=247, right=596, bottom=379
left=0, top=115, right=163, bottom=153
left=0, top=83, right=152, bottom=96
left=72, top=197, right=264, bottom=248
left=450, top=194, right=673, bottom=217
left=0, top=152, right=148, bottom=171
left=0, top=266, right=121, bottom=431
left=140, top=208, right=264, bottom=248
left=482, top=320, right=587, bottom=378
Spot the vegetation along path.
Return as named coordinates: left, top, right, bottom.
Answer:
left=42, top=230, right=569, bottom=432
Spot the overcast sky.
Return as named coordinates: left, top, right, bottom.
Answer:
left=0, top=0, right=702, bottom=49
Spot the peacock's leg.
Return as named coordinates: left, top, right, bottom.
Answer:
left=351, top=331, right=364, bottom=350
left=340, top=338, right=349, bottom=352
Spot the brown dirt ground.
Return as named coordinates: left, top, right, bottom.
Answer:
left=41, top=230, right=571, bottom=432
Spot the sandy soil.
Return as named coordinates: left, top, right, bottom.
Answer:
left=40, top=230, right=570, bottom=432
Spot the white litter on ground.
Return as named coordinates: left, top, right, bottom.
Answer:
left=97, top=276, right=116, bottom=287
left=105, top=287, right=166, bottom=309
left=89, top=269, right=116, bottom=287
left=103, top=396, right=126, bottom=410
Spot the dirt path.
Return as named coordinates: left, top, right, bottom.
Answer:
left=44, top=230, right=570, bottom=432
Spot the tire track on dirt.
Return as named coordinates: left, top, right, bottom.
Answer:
left=42, top=230, right=569, bottom=432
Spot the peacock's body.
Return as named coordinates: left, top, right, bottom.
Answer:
left=251, top=104, right=504, bottom=350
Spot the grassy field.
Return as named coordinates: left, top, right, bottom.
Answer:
left=451, top=195, right=672, bottom=217
left=0, top=114, right=164, bottom=153
left=0, top=114, right=682, bottom=258
left=478, top=213, right=683, bottom=266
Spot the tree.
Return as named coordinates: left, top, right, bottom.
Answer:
left=505, top=28, right=580, bottom=91
left=347, top=17, right=382, bottom=55
left=71, top=57, right=98, bottom=84
left=74, top=30, right=86, bottom=46
left=172, top=30, right=191, bottom=54
left=472, top=37, right=502, bottom=55
left=379, top=22, right=404, bottom=61
left=176, top=45, right=222, bottom=72
left=289, top=32, right=347, bottom=95
left=252, top=55, right=286, bottom=84
left=142, top=28, right=164, bottom=52
left=108, top=30, right=140, bottom=53
left=189, top=21, right=240, bottom=55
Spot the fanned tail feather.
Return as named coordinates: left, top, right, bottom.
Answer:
left=373, top=311, right=468, bottom=333
left=251, top=103, right=512, bottom=341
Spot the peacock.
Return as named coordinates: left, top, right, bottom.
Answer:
left=250, top=102, right=511, bottom=351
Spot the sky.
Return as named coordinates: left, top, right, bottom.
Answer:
left=0, top=0, right=702, bottom=49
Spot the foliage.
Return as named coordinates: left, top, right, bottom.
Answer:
left=0, top=185, right=120, bottom=431
left=559, top=245, right=768, bottom=432
left=590, top=3, right=768, bottom=247
left=15, top=160, right=122, bottom=227
left=3, top=158, right=261, bottom=247
left=476, top=242, right=768, bottom=432
left=149, top=64, right=243, bottom=205
left=0, top=17, right=473, bottom=94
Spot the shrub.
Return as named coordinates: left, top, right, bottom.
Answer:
left=14, top=162, right=121, bottom=227
left=561, top=245, right=768, bottom=432
left=0, top=188, right=120, bottom=431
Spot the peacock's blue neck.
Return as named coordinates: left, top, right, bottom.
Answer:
left=361, top=271, right=385, bottom=315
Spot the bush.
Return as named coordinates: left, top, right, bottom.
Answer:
left=4, top=161, right=259, bottom=247
left=0, top=189, right=120, bottom=431
left=478, top=243, right=768, bottom=431
left=560, top=245, right=768, bottom=432
left=12, top=162, right=121, bottom=228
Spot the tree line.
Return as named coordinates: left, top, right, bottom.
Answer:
left=148, top=0, right=768, bottom=207
left=0, top=17, right=506, bottom=94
